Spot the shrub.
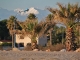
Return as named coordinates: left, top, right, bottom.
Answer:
left=0, top=42, right=12, bottom=46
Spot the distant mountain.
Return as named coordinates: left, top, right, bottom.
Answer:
left=0, top=7, right=51, bottom=21
left=35, top=8, right=51, bottom=20
left=0, top=7, right=16, bottom=19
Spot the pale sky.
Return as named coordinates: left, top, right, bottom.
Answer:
left=0, top=0, right=80, bottom=10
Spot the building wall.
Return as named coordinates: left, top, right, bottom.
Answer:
left=16, top=34, right=31, bottom=47
left=37, top=36, right=47, bottom=46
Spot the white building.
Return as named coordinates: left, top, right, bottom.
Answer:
left=16, top=34, right=47, bottom=47
left=16, top=34, right=31, bottom=47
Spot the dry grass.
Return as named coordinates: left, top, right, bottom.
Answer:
left=50, top=44, right=65, bottom=51
left=38, top=43, right=65, bottom=51
left=24, top=46, right=32, bottom=51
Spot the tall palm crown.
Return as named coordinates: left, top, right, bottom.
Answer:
left=7, top=16, right=17, bottom=35
left=47, top=3, right=80, bottom=26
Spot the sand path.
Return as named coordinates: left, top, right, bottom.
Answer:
left=0, top=51, right=80, bottom=60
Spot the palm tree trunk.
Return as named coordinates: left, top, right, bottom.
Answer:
left=12, top=34, right=14, bottom=48
left=65, top=27, right=75, bottom=51
left=50, top=31, right=52, bottom=46
left=77, top=19, right=80, bottom=44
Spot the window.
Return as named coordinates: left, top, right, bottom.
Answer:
left=19, top=43, right=24, bottom=47
left=20, top=35, right=24, bottom=39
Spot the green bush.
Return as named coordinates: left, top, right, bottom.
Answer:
left=0, top=42, right=12, bottom=46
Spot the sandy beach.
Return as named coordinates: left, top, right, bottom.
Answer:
left=0, top=50, right=80, bottom=60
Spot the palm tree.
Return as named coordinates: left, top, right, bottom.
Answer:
left=47, top=3, right=80, bottom=51
left=7, top=16, right=17, bottom=48
left=27, top=13, right=37, bottom=20
left=26, top=13, right=38, bottom=39
left=34, top=19, right=55, bottom=46
left=46, top=14, right=54, bottom=22
left=45, top=14, right=55, bottom=45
